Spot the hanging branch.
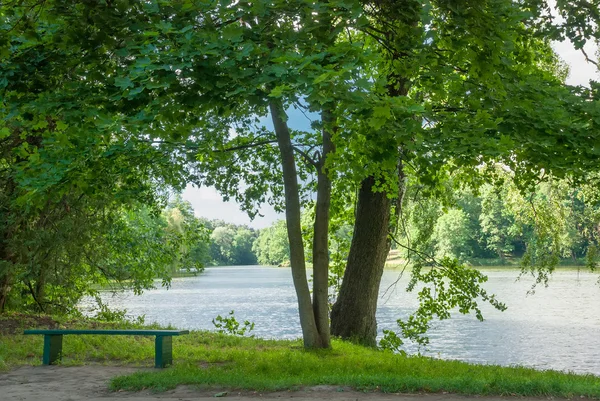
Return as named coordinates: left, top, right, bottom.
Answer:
left=292, top=145, right=319, bottom=169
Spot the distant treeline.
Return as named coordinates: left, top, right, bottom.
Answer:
left=194, top=219, right=289, bottom=266
left=396, top=175, right=600, bottom=266
left=195, top=180, right=600, bottom=269
left=198, top=175, right=600, bottom=268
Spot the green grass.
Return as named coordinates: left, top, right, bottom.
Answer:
left=2, top=316, right=600, bottom=398
left=0, top=313, right=174, bottom=370
left=107, top=335, right=600, bottom=397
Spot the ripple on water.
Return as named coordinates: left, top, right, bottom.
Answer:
left=80, top=266, right=600, bottom=375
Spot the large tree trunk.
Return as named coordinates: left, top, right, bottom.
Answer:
left=0, top=272, right=11, bottom=313
left=0, top=213, right=16, bottom=313
left=269, top=100, right=325, bottom=348
left=330, top=175, right=394, bottom=346
left=311, top=109, right=335, bottom=349
left=0, top=238, right=17, bottom=313
left=330, top=0, right=414, bottom=343
left=331, top=160, right=405, bottom=346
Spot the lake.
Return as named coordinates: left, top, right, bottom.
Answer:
left=82, top=266, right=600, bottom=376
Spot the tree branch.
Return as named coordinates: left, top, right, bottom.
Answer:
left=216, top=139, right=278, bottom=152
left=137, top=138, right=277, bottom=153
left=25, top=279, right=46, bottom=313
left=292, top=145, right=319, bottom=169
left=580, top=47, right=599, bottom=68
left=389, top=233, right=451, bottom=274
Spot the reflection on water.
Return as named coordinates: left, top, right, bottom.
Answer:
left=81, top=266, right=600, bottom=375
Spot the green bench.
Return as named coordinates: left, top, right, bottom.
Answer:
left=23, top=329, right=189, bottom=368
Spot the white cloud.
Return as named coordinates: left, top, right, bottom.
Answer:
left=548, top=0, right=598, bottom=86
left=552, top=40, right=598, bottom=87
left=192, top=186, right=223, bottom=201
left=182, top=185, right=281, bottom=229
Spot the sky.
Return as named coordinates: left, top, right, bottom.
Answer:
left=182, top=106, right=316, bottom=228
left=183, top=32, right=599, bottom=229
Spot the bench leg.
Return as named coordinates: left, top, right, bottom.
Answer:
left=43, top=334, right=63, bottom=365
left=155, top=336, right=172, bottom=368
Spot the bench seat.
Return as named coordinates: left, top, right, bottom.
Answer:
left=23, top=329, right=189, bottom=368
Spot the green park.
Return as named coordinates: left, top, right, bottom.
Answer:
left=1, top=0, right=600, bottom=400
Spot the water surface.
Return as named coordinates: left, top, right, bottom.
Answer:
left=84, top=266, right=600, bottom=375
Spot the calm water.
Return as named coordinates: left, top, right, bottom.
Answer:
left=82, top=266, right=600, bottom=375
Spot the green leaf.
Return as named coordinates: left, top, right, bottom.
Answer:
left=114, top=77, right=134, bottom=89
left=129, top=86, right=144, bottom=97
left=268, top=86, right=287, bottom=98
left=373, top=105, right=391, bottom=120
left=56, top=121, right=68, bottom=131
left=32, top=120, right=48, bottom=130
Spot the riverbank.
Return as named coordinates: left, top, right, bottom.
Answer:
left=383, top=252, right=590, bottom=269
left=7, top=366, right=595, bottom=401
left=1, top=314, right=599, bottom=399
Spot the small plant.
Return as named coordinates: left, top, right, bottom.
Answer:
left=92, top=297, right=128, bottom=322
left=212, top=310, right=255, bottom=336
left=91, top=297, right=145, bottom=325
left=379, top=329, right=407, bottom=356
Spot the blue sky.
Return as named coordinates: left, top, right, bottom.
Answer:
left=182, top=105, right=317, bottom=228
left=183, top=39, right=599, bottom=229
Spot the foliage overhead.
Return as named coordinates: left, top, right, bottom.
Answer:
left=2, top=0, right=600, bottom=347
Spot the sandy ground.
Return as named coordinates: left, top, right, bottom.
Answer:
left=1, top=365, right=558, bottom=401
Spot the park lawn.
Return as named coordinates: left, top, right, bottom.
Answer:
left=1, top=315, right=600, bottom=398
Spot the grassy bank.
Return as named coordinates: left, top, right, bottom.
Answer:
left=0, top=312, right=173, bottom=370
left=384, top=255, right=590, bottom=269
left=2, top=313, right=600, bottom=397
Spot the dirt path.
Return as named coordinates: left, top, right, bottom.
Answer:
left=0, top=365, right=554, bottom=401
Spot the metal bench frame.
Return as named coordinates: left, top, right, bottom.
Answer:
left=23, top=329, right=189, bottom=368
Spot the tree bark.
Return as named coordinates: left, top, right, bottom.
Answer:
left=0, top=273, right=11, bottom=313
left=0, top=235, right=17, bottom=313
left=311, top=109, right=335, bottom=348
left=269, top=100, right=324, bottom=348
left=329, top=0, right=414, bottom=344
left=331, top=159, right=406, bottom=346
left=330, top=175, right=395, bottom=346
left=0, top=205, right=16, bottom=313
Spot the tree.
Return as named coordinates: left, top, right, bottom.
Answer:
left=210, top=226, right=237, bottom=265
left=232, top=228, right=258, bottom=265
left=3, top=0, right=599, bottom=348
left=207, top=224, right=258, bottom=265
left=329, top=0, right=600, bottom=346
left=0, top=0, right=201, bottom=312
left=253, top=220, right=290, bottom=266
left=479, top=183, right=524, bottom=259
left=164, top=196, right=208, bottom=272
left=432, top=209, right=471, bottom=260
left=0, top=197, right=202, bottom=313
